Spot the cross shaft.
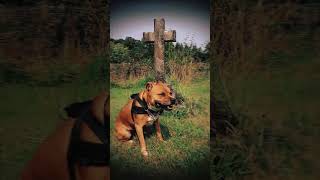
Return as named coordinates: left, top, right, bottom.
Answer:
left=143, top=18, right=176, bottom=82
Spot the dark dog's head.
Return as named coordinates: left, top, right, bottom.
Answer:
left=64, top=91, right=110, bottom=124
left=144, top=81, right=176, bottom=111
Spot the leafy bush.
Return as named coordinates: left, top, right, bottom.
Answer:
left=111, top=37, right=208, bottom=65
left=110, top=42, right=130, bottom=63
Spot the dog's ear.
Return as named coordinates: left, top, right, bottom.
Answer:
left=145, top=82, right=153, bottom=91
left=91, top=91, right=109, bottom=124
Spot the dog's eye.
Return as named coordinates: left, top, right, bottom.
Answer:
left=158, top=92, right=165, bottom=96
left=170, top=92, right=173, bottom=96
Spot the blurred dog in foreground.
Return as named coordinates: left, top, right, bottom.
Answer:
left=21, top=92, right=110, bottom=180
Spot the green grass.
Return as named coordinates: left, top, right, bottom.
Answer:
left=211, top=51, right=320, bottom=179
left=0, top=82, right=106, bottom=180
left=110, top=78, right=210, bottom=180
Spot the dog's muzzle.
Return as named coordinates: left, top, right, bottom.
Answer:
left=155, top=98, right=176, bottom=111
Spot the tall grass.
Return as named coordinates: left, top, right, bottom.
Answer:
left=0, top=55, right=108, bottom=87
left=211, top=0, right=320, bottom=179
left=166, top=38, right=209, bottom=83
left=110, top=36, right=209, bottom=84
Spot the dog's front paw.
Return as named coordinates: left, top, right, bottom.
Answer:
left=157, top=135, right=164, bottom=142
left=141, top=150, right=149, bottom=157
left=125, top=140, right=135, bottom=146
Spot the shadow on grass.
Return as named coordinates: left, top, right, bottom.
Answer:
left=142, top=124, right=171, bottom=140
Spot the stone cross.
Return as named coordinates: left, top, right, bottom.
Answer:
left=143, top=18, right=176, bottom=82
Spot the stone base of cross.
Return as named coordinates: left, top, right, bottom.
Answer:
left=143, top=18, right=176, bottom=82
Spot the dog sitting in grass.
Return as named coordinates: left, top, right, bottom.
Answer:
left=115, top=81, right=176, bottom=157
left=21, top=92, right=109, bottom=180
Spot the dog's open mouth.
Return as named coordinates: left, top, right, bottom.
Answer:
left=166, top=105, right=173, bottom=110
left=155, top=102, right=174, bottom=111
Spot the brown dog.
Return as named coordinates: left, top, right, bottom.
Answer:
left=21, top=92, right=110, bottom=180
left=115, top=81, right=176, bottom=157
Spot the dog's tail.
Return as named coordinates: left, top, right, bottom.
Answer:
left=64, top=100, right=92, bottom=119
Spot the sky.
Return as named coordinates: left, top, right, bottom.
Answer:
left=110, top=0, right=210, bottom=49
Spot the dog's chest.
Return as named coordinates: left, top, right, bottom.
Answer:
left=146, top=116, right=157, bottom=126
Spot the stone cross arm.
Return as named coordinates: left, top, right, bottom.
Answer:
left=143, top=30, right=176, bottom=43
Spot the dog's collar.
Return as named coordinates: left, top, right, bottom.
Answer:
left=130, top=93, right=163, bottom=120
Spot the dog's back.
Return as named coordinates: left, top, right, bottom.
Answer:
left=21, top=120, right=74, bottom=180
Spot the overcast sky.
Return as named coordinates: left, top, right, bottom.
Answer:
left=110, top=0, right=210, bottom=49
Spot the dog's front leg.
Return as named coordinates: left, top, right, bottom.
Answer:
left=155, top=119, right=164, bottom=141
left=135, top=123, right=148, bottom=157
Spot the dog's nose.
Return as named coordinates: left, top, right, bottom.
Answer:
left=171, top=98, right=176, bottom=104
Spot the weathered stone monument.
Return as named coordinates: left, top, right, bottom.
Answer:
left=143, top=18, right=176, bottom=82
